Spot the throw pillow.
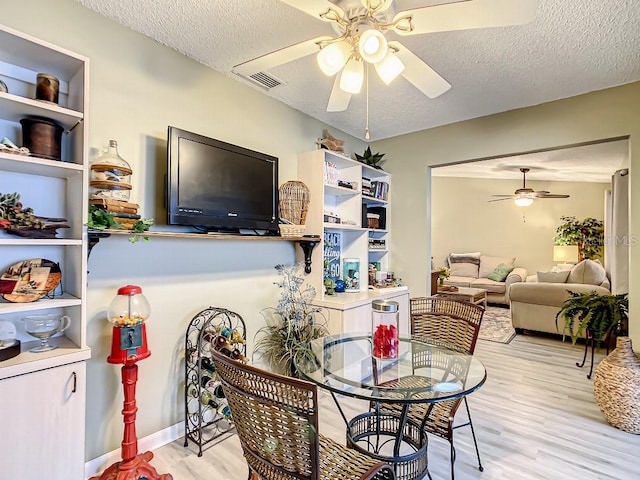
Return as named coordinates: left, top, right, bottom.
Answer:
left=487, top=263, right=514, bottom=282
left=537, top=270, right=570, bottom=283
left=567, top=259, right=607, bottom=285
left=449, top=262, right=479, bottom=278
left=448, top=252, right=481, bottom=265
left=479, top=255, right=516, bottom=278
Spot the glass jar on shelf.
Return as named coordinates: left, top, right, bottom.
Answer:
left=89, top=140, right=133, bottom=201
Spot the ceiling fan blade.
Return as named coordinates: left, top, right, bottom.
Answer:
left=491, top=194, right=516, bottom=198
left=392, top=0, right=539, bottom=36
left=535, top=193, right=570, bottom=198
left=488, top=197, right=514, bottom=202
left=388, top=41, right=451, bottom=98
left=279, top=0, right=345, bottom=22
left=232, top=36, right=332, bottom=78
left=327, top=72, right=351, bottom=112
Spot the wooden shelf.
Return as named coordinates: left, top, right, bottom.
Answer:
left=89, top=228, right=318, bottom=242
left=0, top=336, right=90, bottom=380
left=88, top=229, right=322, bottom=273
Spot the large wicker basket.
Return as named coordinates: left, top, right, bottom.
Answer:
left=278, top=181, right=309, bottom=225
left=593, top=336, right=640, bottom=433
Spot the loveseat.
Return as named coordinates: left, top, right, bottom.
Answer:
left=508, top=259, right=611, bottom=336
left=435, top=252, right=527, bottom=305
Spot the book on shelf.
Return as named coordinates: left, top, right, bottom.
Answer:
left=324, top=161, right=338, bottom=185
left=370, top=181, right=389, bottom=200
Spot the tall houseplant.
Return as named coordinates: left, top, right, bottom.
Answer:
left=254, top=264, right=329, bottom=377
left=555, top=291, right=628, bottom=345
left=554, top=216, right=604, bottom=260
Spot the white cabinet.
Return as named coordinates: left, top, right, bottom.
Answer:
left=0, top=361, right=86, bottom=480
left=0, top=25, right=89, bottom=478
left=297, top=149, right=408, bottom=333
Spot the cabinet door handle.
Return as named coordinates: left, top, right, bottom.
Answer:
left=72, top=371, right=77, bottom=393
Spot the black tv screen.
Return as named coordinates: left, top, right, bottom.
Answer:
left=167, top=126, right=279, bottom=234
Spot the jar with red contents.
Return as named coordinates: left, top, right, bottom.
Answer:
left=371, top=299, right=399, bottom=359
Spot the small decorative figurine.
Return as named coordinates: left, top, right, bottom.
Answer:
left=316, top=129, right=345, bottom=153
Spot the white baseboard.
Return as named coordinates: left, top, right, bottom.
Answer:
left=84, top=421, right=184, bottom=478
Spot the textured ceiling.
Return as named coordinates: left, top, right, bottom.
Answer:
left=75, top=0, right=640, bottom=141
left=432, top=138, right=629, bottom=182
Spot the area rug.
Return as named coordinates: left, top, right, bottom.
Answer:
left=479, top=306, right=516, bottom=344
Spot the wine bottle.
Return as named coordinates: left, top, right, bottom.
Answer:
left=214, top=335, right=233, bottom=356
left=199, top=356, right=216, bottom=374
left=201, top=389, right=219, bottom=409
left=214, top=384, right=225, bottom=399
left=200, top=375, right=216, bottom=389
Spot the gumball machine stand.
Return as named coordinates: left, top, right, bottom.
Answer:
left=90, top=285, right=172, bottom=480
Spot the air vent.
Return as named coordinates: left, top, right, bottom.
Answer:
left=245, top=71, right=283, bottom=90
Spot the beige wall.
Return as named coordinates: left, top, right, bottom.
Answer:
left=375, top=82, right=639, bottom=346
left=2, top=0, right=367, bottom=463
left=431, top=177, right=610, bottom=274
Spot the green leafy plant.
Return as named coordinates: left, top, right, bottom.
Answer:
left=554, top=216, right=604, bottom=260
left=87, top=205, right=153, bottom=243
left=355, top=146, right=386, bottom=170
left=254, top=264, right=329, bottom=377
left=555, top=291, right=628, bottom=346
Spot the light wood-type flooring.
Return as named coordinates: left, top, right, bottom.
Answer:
left=151, top=334, right=640, bottom=480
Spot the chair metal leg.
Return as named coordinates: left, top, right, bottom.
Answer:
left=463, top=397, right=483, bottom=472
left=450, top=440, right=456, bottom=480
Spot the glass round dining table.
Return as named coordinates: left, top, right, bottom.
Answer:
left=294, top=333, right=487, bottom=480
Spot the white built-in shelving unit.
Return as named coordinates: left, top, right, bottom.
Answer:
left=0, top=24, right=89, bottom=479
left=297, top=149, right=409, bottom=335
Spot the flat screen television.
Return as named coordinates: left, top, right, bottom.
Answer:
left=166, top=126, right=279, bottom=234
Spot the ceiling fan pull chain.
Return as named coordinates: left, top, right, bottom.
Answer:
left=365, top=63, right=370, bottom=140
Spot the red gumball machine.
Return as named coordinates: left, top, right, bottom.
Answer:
left=91, top=285, right=172, bottom=480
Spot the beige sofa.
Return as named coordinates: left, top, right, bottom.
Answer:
left=508, top=259, right=611, bottom=336
left=436, top=252, right=527, bottom=305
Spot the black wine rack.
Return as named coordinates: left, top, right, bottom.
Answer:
left=183, top=306, right=246, bottom=456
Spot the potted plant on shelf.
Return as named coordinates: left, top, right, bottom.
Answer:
left=254, top=263, right=329, bottom=378
left=554, top=216, right=604, bottom=260
left=354, top=146, right=386, bottom=170
left=555, top=290, right=628, bottom=346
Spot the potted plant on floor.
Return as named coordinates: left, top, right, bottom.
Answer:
left=555, top=290, right=628, bottom=345
left=254, top=263, right=329, bottom=377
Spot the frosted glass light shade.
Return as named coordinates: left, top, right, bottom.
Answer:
left=317, top=40, right=351, bottom=76
left=375, top=51, right=405, bottom=84
left=340, top=57, right=364, bottom=94
left=514, top=197, right=533, bottom=207
left=358, top=29, right=388, bottom=64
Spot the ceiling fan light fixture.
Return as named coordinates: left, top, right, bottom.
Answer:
left=317, top=40, right=351, bottom=76
left=375, top=51, right=405, bottom=84
left=358, top=29, right=388, bottom=64
left=340, top=56, right=364, bottom=94
left=514, top=197, right=534, bottom=207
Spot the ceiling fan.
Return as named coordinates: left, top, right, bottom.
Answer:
left=232, top=0, right=539, bottom=117
left=489, top=168, right=570, bottom=206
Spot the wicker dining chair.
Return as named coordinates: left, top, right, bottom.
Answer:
left=376, top=297, right=485, bottom=480
left=409, top=297, right=485, bottom=480
left=209, top=349, right=396, bottom=480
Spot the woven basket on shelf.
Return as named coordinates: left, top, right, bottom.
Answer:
left=593, top=336, right=640, bottom=433
left=279, top=181, right=310, bottom=225
left=278, top=224, right=305, bottom=238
